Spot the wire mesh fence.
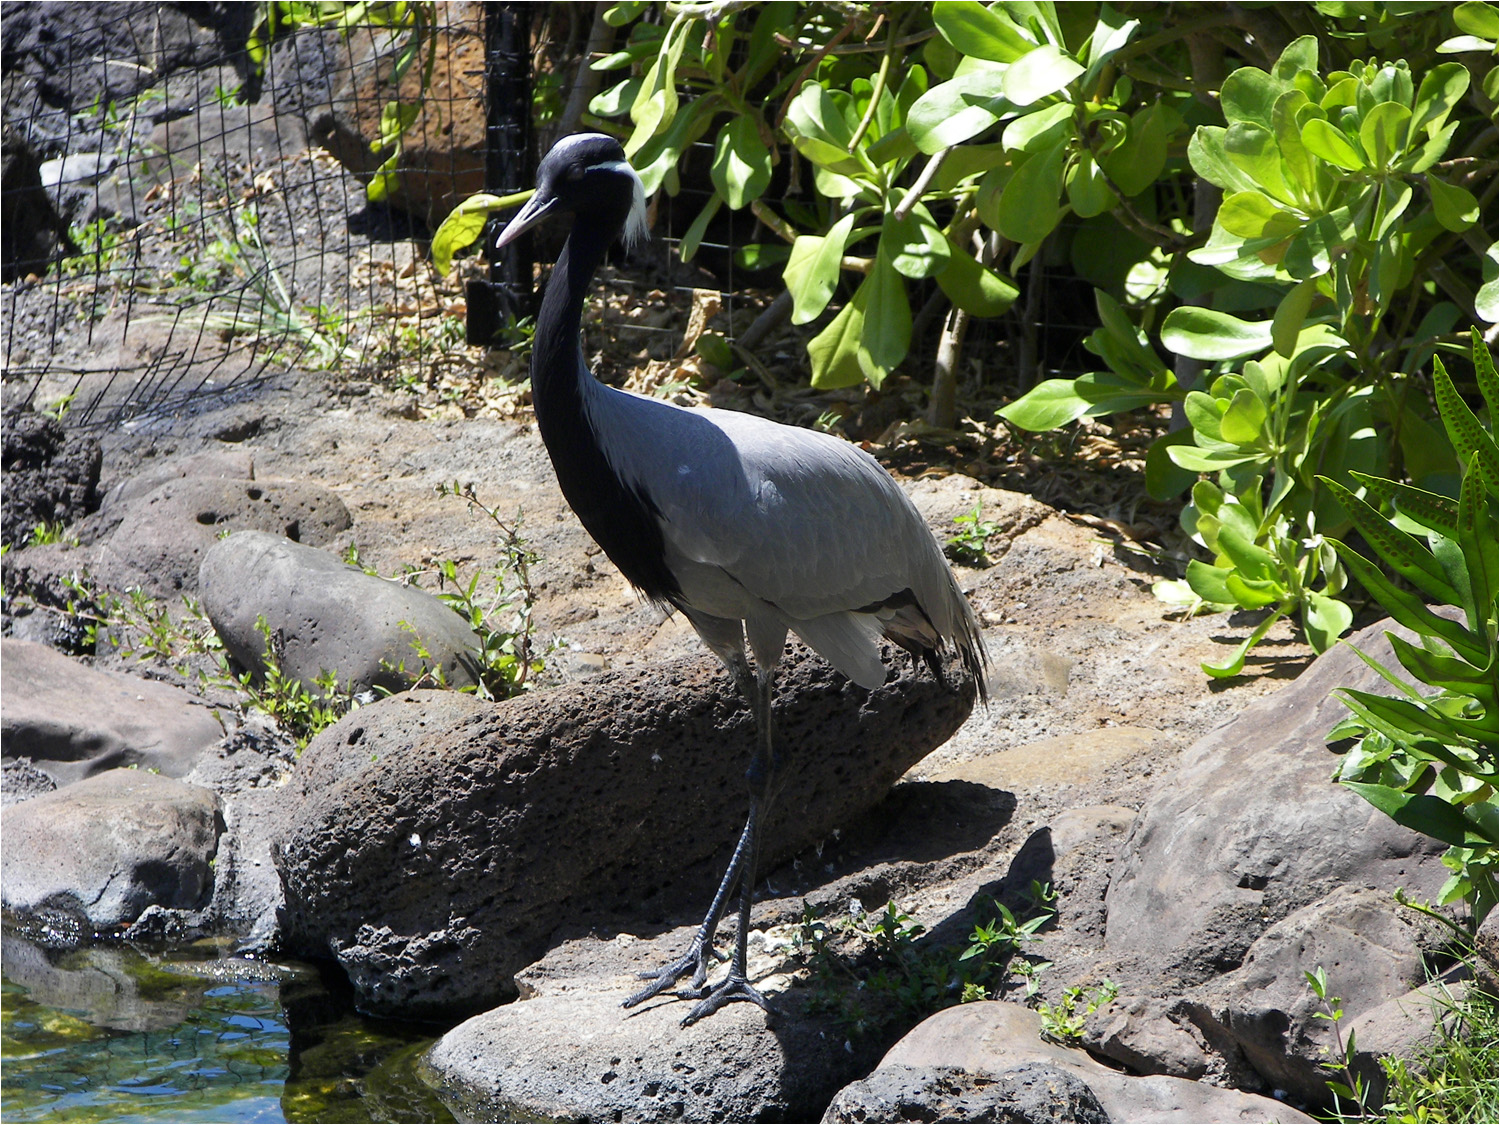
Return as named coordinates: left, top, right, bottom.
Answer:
left=1, top=2, right=503, bottom=430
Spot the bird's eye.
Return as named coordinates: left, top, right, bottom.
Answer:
left=563, top=163, right=586, bottom=182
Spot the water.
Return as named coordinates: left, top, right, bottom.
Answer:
left=1, top=933, right=455, bottom=1124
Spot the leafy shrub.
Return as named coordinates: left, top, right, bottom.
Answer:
left=1323, top=331, right=1497, bottom=925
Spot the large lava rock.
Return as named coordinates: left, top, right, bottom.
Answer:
left=274, top=646, right=976, bottom=1018
left=1102, top=618, right=1451, bottom=990
left=200, top=530, right=482, bottom=694
left=1, top=410, right=101, bottom=549
left=2, top=769, right=221, bottom=930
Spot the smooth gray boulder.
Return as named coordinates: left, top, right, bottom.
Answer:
left=876, top=1001, right=1316, bottom=1123
left=423, top=922, right=880, bottom=1123
left=275, top=645, right=977, bottom=1017
left=822, top=1063, right=1108, bottom=1124
left=199, top=530, right=481, bottom=693
left=1184, top=886, right=1447, bottom=1105
left=1103, top=618, right=1450, bottom=990
left=102, top=476, right=351, bottom=595
left=1, top=638, right=226, bottom=784
left=2, top=768, right=221, bottom=929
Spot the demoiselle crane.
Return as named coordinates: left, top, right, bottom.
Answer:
left=495, top=133, right=987, bottom=1024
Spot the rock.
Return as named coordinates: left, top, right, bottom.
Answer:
left=3, top=757, right=58, bottom=805
left=1, top=409, right=102, bottom=549
left=275, top=646, right=977, bottom=1017
left=101, top=476, right=352, bottom=595
left=311, top=2, right=485, bottom=227
left=1181, top=886, right=1448, bottom=1105
left=199, top=530, right=482, bottom=694
left=100, top=447, right=257, bottom=514
left=1103, top=618, right=1451, bottom=989
left=877, top=1001, right=1316, bottom=1124
left=1, top=768, right=221, bottom=929
left=423, top=923, right=881, bottom=1124
left=821, top=1063, right=1109, bottom=1124
left=2, top=127, right=71, bottom=280
left=1, top=638, right=226, bottom=784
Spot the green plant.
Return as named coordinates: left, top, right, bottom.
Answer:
left=245, top=2, right=438, bottom=205
left=946, top=502, right=999, bottom=565
left=1307, top=965, right=1375, bottom=1117
left=1035, top=978, right=1119, bottom=1044
left=794, top=888, right=1054, bottom=1037
left=239, top=616, right=350, bottom=749
left=1371, top=963, right=1498, bottom=1124
left=1322, top=331, right=1498, bottom=926
left=25, top=522, right=78, bottom=548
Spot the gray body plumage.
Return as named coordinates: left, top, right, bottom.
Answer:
left=580, top=372, right=985, bottom=691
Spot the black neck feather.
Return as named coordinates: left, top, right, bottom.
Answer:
left=529, top=206, right=681, bottom=604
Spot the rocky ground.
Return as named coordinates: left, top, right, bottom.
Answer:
left=2, top=5, right=1486, bottom=1122
left=3, top=361, right=1482, bottom=1123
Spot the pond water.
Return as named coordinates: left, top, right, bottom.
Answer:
left=1, top=933, right=455, bottom=1124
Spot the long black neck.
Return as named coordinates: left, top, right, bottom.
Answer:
left=529, top=206, right=681, bottom=604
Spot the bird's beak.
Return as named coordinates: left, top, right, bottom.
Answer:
left=494, top=190, right=557, bottom=251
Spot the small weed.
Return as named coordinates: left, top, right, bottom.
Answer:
left=1036, top=979, right=1120, bottom=1044
left=793, top=886, right=1056, bottom=1040
left=26, top=522, right=78, bottom=548
left=1307, top=965, right=1374, bottom=1118
left=946, top=502, right=999, bottom=566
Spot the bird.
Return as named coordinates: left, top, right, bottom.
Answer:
left=494, top=132, right=987, bottom=1025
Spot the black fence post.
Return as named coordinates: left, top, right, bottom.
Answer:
left=467, top=1, right=534, bottom=346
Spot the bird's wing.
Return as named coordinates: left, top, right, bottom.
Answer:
left=589, top=390, right=948, bottom=623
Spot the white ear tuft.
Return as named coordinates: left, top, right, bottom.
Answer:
left=599, top=159, right=651, bottom=253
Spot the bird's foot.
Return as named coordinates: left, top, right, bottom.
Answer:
left=621, top=937, right=724, bottom=1009
left=680, top=972, right=769, bottom=1027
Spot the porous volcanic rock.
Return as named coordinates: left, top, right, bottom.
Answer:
left=1, top=638, right=226, bottom=784
left=822, top=1063, right=1109, bottom=1124
left=101, top=476, right=352, bottom=595
left=1, top=409, right=101, bottom=548
left=275, top=644, right=977, bottom=1017
left=1102, top=618, right=1451, bottom=990
left=200, top=530, right=481, bottom=693
left=1, top=768, right=221, bottom=929
left=875, top=1001, right=1316, bottom=1124
left=423, top=922, right=881, bottom=1124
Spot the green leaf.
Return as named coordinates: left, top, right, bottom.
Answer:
left=1217, top=191, right=1301, bottom=241
left=807, top=292, right=866, bottom=389
left=1221, top=388, right=1268, bottom=444
left=906, top=68, right=1011, bottom=154
left=999, top=379, right=1093, bottom=430
left=1330, top=540, right=1483, bottom=662
left=1270, top=90, right=1316, bottom=201
left=1359, top=101, right=1412, bottom=169
left=1341, top=783, right=1485, bottom=847
left=1066, top=149, right=1113, bottom=218
left=1388, top=633, right=1495, bottom=695
left=1161, top=307, right=1274, bottom=361
left=1169, top=446, right=1263, bottom=473
left=1188, top=127, right=1263, bottom=196
left=1146, top=430, right=1200, bottom=500
left=1003, top=44, right=1085, bottom=105
left=935, top=240, right=1019, bottom=316
left=678, top=194, right=721, bottom=263
left=1426, top=173, right=1480, bottom=232
left=712, top=117, right=771, bottom=210
left=1221, top=65, right=1283, bottom=127
left=1433, top=356, right=1500, bottom=496
left=1474, top=326, right=1499, bottom=418
left=1301, top=117, right=1366, bottom=170
left=1186, top=559, right=1236, bottom=604
left=1352, top=473, right=1460, bottom=539
left=430, top=191, right=526, bottom=274
left=786, top=83, right=864, bottom=173
left=858, top=255, right=911, bottom=386
left=1321, top=478, right=1464, bottom=604
left=1454, top=1, right=1500, bottom=40
left=933, top=0, right=1036, bottom=62
left=1217, top=524, right=1277, bottom=581
left=1223, top=121, right=1294, bottom=205
left=785, top=213, right=856, bottom=326
left=1411, top=62, right=1471, bottom=138
left=589, top=76, right=641, bottom=117
left=1272, top=278, right=1318, bottom=358
left=885, top=205, right=951, bottom=279
left=1226, top=572, right=1287, bottom=609
left=1202, top=607, right=1287, bottom=679
left=996, top=143, right=1067, bottom=244
left=1101, top=102, right=1175, bottom=197
left=1304, top=592, right=1353, bottom=652
left=1004, top=100, right=1075, bottom=151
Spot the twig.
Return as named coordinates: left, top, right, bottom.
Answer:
left=847, top=18, right=898, bottom=152
left=893, top=147, right=952, bottom=219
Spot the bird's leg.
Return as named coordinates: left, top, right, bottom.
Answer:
left=622, top=649, right=761, bottom=1011
left=679, top=666, right=783, bottom=1025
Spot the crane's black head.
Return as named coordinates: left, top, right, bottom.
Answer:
left=495, top=133, right=649, bottom=254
